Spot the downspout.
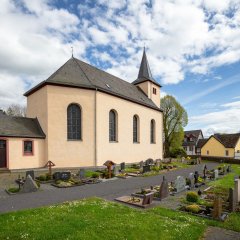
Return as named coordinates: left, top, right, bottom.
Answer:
left=94, top=88, right=98, bottom=167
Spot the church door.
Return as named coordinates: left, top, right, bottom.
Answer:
left=0, top=140, right=7, bottom=168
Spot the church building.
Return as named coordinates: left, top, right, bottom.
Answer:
left=0, top=49, right=163, bottom=170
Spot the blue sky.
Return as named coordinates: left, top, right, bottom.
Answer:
left=0, top=0, right=240, bottom=136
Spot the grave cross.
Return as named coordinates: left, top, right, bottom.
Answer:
left=45, top=160, right=55, bottom=177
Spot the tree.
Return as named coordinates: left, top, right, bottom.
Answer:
left=6, top=104, right=26, bottom=117
left=161, top=95, right=188, bottom=157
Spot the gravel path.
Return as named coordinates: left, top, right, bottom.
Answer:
left=203, top=227, right=240, bottom=240
left=0, top=162, right=218, bottom=213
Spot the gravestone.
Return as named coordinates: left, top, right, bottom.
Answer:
left=53, top=172, right=71, bottom=181
left=142, top=192, right=154, bottom=205
left=21, top=175, right=38, bottom=193
left=155, top=159, right=161, bottom=168
left=203, top=165, right=207, bottom=179
left=142, top=165, right=151, bottom=173
left=174, top=176, right=186, bottom=193
left=145, top=158, right=154, bottom=166
left=159, top=176, right=169, bottom=200
left=222, top=165, right=226, bottom=175
left=113, top=166, right=118, bottom=176
left=139, top=161, right=144, bottom=168
left=234, top=179, right=240, bottom=202
left=26, top=170, right=34, bottom=180
left=181, top=157, right=185, bottom=163
left=189, top=173, right=194, bottom=189
left=227, top=165, right=232, bottom=173
left=79, top=169, right=85, bottom=179
left=120, top=162, right=125, bottom=171
left=212, top=197, right=222, bottom=220
left=194, top=171, right=199, bottom=184
left=213, top=169, right=219, bottom=180
left=229, top=188, right=237, bottom=212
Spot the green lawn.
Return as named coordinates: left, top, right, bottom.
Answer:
left=1, top=197, right=240, bottom=240
left=208, top=164, right=240, bottom=189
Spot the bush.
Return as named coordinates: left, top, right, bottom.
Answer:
left=91, top=172, right=100, bottom=178
left=46, top=173, right=52, bottom=180
left=151, top=166, right=160, bottom=172
left=186, top=191, right=199, bottom=203
left=170, top=148, right=187, bottom=158
left=8, top=187, right=19, bottom=193
left=38, top=175, right=46, bottom=181
left=185, top=204, right=200, bottom=214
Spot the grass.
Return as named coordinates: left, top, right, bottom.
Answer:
left=208, top=164, right=240, bottom=189
left=0, top=198, right=209, bottom=240
left=1, top=197, right=239, bottom=240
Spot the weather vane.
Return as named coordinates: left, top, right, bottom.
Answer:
left=71, top=46, right=74, bottom=57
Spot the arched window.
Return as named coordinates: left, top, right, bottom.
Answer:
left=67, top=104, right=81, bottom=140
left=133, top=115, right=139, bottom=143
left=150, top=119, right=156, bottom=143
left=109, top=110, right=117, bottom=141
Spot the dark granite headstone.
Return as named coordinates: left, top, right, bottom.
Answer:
left=143, top=165, right=151, bottom=173
left=26, top=170, right=34, bottom=180
left=159, top=176, right=169, bottom=200
left=79, top=169, right=85, bottom=179
left=229, top=188, right=237, bottom=212
left=120, top=162, right=125, bottom=171
left=142, top=192, right=154, bottom=205
left=145, top=158, right=154, bottom=166
left=203, top=165, right=207, bottom=179
left=21, top=175, right=38, bottom=193
left=53, top=172, right=71, bottom=181
left=194, top=171, right=199, bottom=184
left=212, top=197, right=222, bottom=220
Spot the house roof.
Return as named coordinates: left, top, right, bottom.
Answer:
left=213, top=133, right=240, bottom=148
left=0, top=112, right=45, bottom=139
left=196, top=139, right=208, bottom=148
left=24, top=57, right=162, bottom=112
left=132, top=48, right=161, bottom=87
left=184, top=130, right=203, bottom=138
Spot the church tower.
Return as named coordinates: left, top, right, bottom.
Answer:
left=132, top=48, right=161, bottom=108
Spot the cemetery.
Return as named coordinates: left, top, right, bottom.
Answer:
left=1, top=161, right=240, bottom=240
left=114, top=163, right=240, bottom=223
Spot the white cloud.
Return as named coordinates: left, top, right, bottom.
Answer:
left=189, top=99, right=240, bottom=135
left=0, top=0, right=240, bottom=109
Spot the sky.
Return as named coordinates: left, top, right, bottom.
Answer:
left=0, top=0, right=240, bottom=136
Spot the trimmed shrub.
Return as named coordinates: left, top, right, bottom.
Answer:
left=186, top=191, right=199, bottom=203
left=8, top=187, right=19, bottom=193
left=185, top=204, right=200, bottom=214
left=38, top=175, right=46, bottom=181
left=91, top=172, right=100, bottom=178
left=46, top=173, right=52, bottom=181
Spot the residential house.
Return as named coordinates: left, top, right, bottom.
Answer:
left=201, top=133, right=240, bottom=160
left=183, top=130, right=204, bottom=156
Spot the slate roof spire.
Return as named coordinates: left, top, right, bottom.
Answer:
left=132, top=48, right=161, bottom=87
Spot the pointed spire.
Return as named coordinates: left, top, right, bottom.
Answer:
left=137, top=47, right=153, bottom=80
left=132, top=48, right=161, bottom=87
